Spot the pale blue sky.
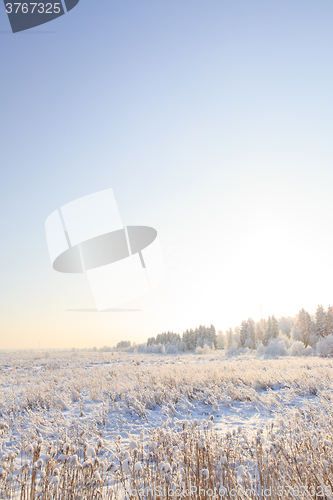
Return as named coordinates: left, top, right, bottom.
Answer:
left=1, top=0, right=333, bottom=348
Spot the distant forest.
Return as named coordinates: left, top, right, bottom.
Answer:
left=115, top=305, right=333, bottom=355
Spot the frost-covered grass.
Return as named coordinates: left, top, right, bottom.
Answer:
left=2, top=404, right=333, bottom=498
left=1, top=352, right=333, bottom=498
left=1, top=352, right=332, bottom=417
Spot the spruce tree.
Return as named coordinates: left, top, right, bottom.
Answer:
left=263, top=316, right=272, bottom=346
left=326, top=306, right=333, bottom=336
left=314, top=305, right=326, bottom=339
left=182, top=330, right=190, bottom=350
left=278, top=316, right=294, bottom=338
left=255, top=318, right=267, bottom=345
left=293, top=308, right=313, bottom=347
left=190, top=328, right=196, bottom=351
left=245, top=318, right=256, bottom=349
left=210, top=324, right=217, bottom=349
left=226, top=328, right=234, bottom=348
left=217, top=330, right=224, bottom=349
left=271, top=315, right=279, bottom=339
left=239, top=320, right=248, bottom=348
left=234, top=326, right=241, bottom=347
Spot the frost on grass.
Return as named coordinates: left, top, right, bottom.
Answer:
left=1, top=403, right=333, bottom=498
left=1, top=351, right=333, bottom=497
left=1, top=352, right=333, bottom=419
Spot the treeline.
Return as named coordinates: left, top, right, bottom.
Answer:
left=290, top=305, right=333, bottom=346
left=218, top=315, right=292, bottom=350
left=217, top=305, right=333, bottom=351
left=114, top=305, right=333, bottom=356
left=146, top=325, right=217, bottom=352
left=116, top=340, right=131, bottom=350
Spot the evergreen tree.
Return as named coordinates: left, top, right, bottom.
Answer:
left=244, top=318, right=256, bottom=349
left=226, top=328, right=234, bottom=348
left=182, top=330, right=190, bottom=350
left=239, top=320, right=248, bottom=347
left=234, top=326, right=241, bottom=347
left=263, top=316, right=272, bottom=346
left=209, top=324, right=217, bottom=349
left=203, top=325, right=210, bottom=347
left=326, top=306, right=333, bottom=337
left=191, top=330, right=196, bottom=349
left=196, top=330, right=205, bottom=349
left=292, top=308, right=313, bottom=347
left=314, top=305, right=326, bottom=339
left=255, top=318, right=267, bottom=345
left=116, top=340, right=131, bottom=350
left=217, top=330, right=225, bottom=349
left=201, top=325, right=209, bottom=347
left=271, top=315, right=279, bottom=339
left=264, top=315, right=279, bottom=346
left=155, top=331, right=181, bottom=345
left=278, top=316, right=294, bottom=338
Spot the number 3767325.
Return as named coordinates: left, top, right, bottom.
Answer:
left=5, top=3, right=62, bottom=14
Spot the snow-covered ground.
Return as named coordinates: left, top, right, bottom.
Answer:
left=0, top=351, right=330, bottom=455
left=1, top=351, right=333, bottom=498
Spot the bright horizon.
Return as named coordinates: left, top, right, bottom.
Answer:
left=2, top=0, right=333, bottom=349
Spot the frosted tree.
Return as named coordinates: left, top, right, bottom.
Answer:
left=326, top=306, right=333, bottom=336
left=310, top=305, right=326, bottom=345
left=184, top=330, right=191, bottom=350
left=116, top=341, right=131, bottom=350
left=271, top=316, right=279, bottom=338
left=239, top=320, right=248, bottom=348
left=263, top=316, right=279, bottom=346
left=179, top=340, right=187, bottom=351
left=255, top=318, right=267, bottom=345
left=234, top=326, right=241, bottom=347
left=244, top=318, right=256, bottom=349
left=209, top=324, right=217, bottom=349
left=225, top=328, right=234, bottom=348
left=196, top=331, right=205, bottom=349
left=182, top=330, right=190, bottom=350
left=217, top=330, right=225, bottom=349
left=317, top=334, right=333, bottom=357
left=200, top=325, right=209, bottom=348
left=292, top=308, right=313, bottom=347
left=278, top=316, right=294, bottom=338
left=263, top=317, right=272, bottom=346
left=153, top=331, right=181, bottom=346
left=188, top=328, right=196, bottom=351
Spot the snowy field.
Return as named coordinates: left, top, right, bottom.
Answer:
left=0, top=351, right=330, bottom=444
left=1, top=351, right=333, bottom=498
